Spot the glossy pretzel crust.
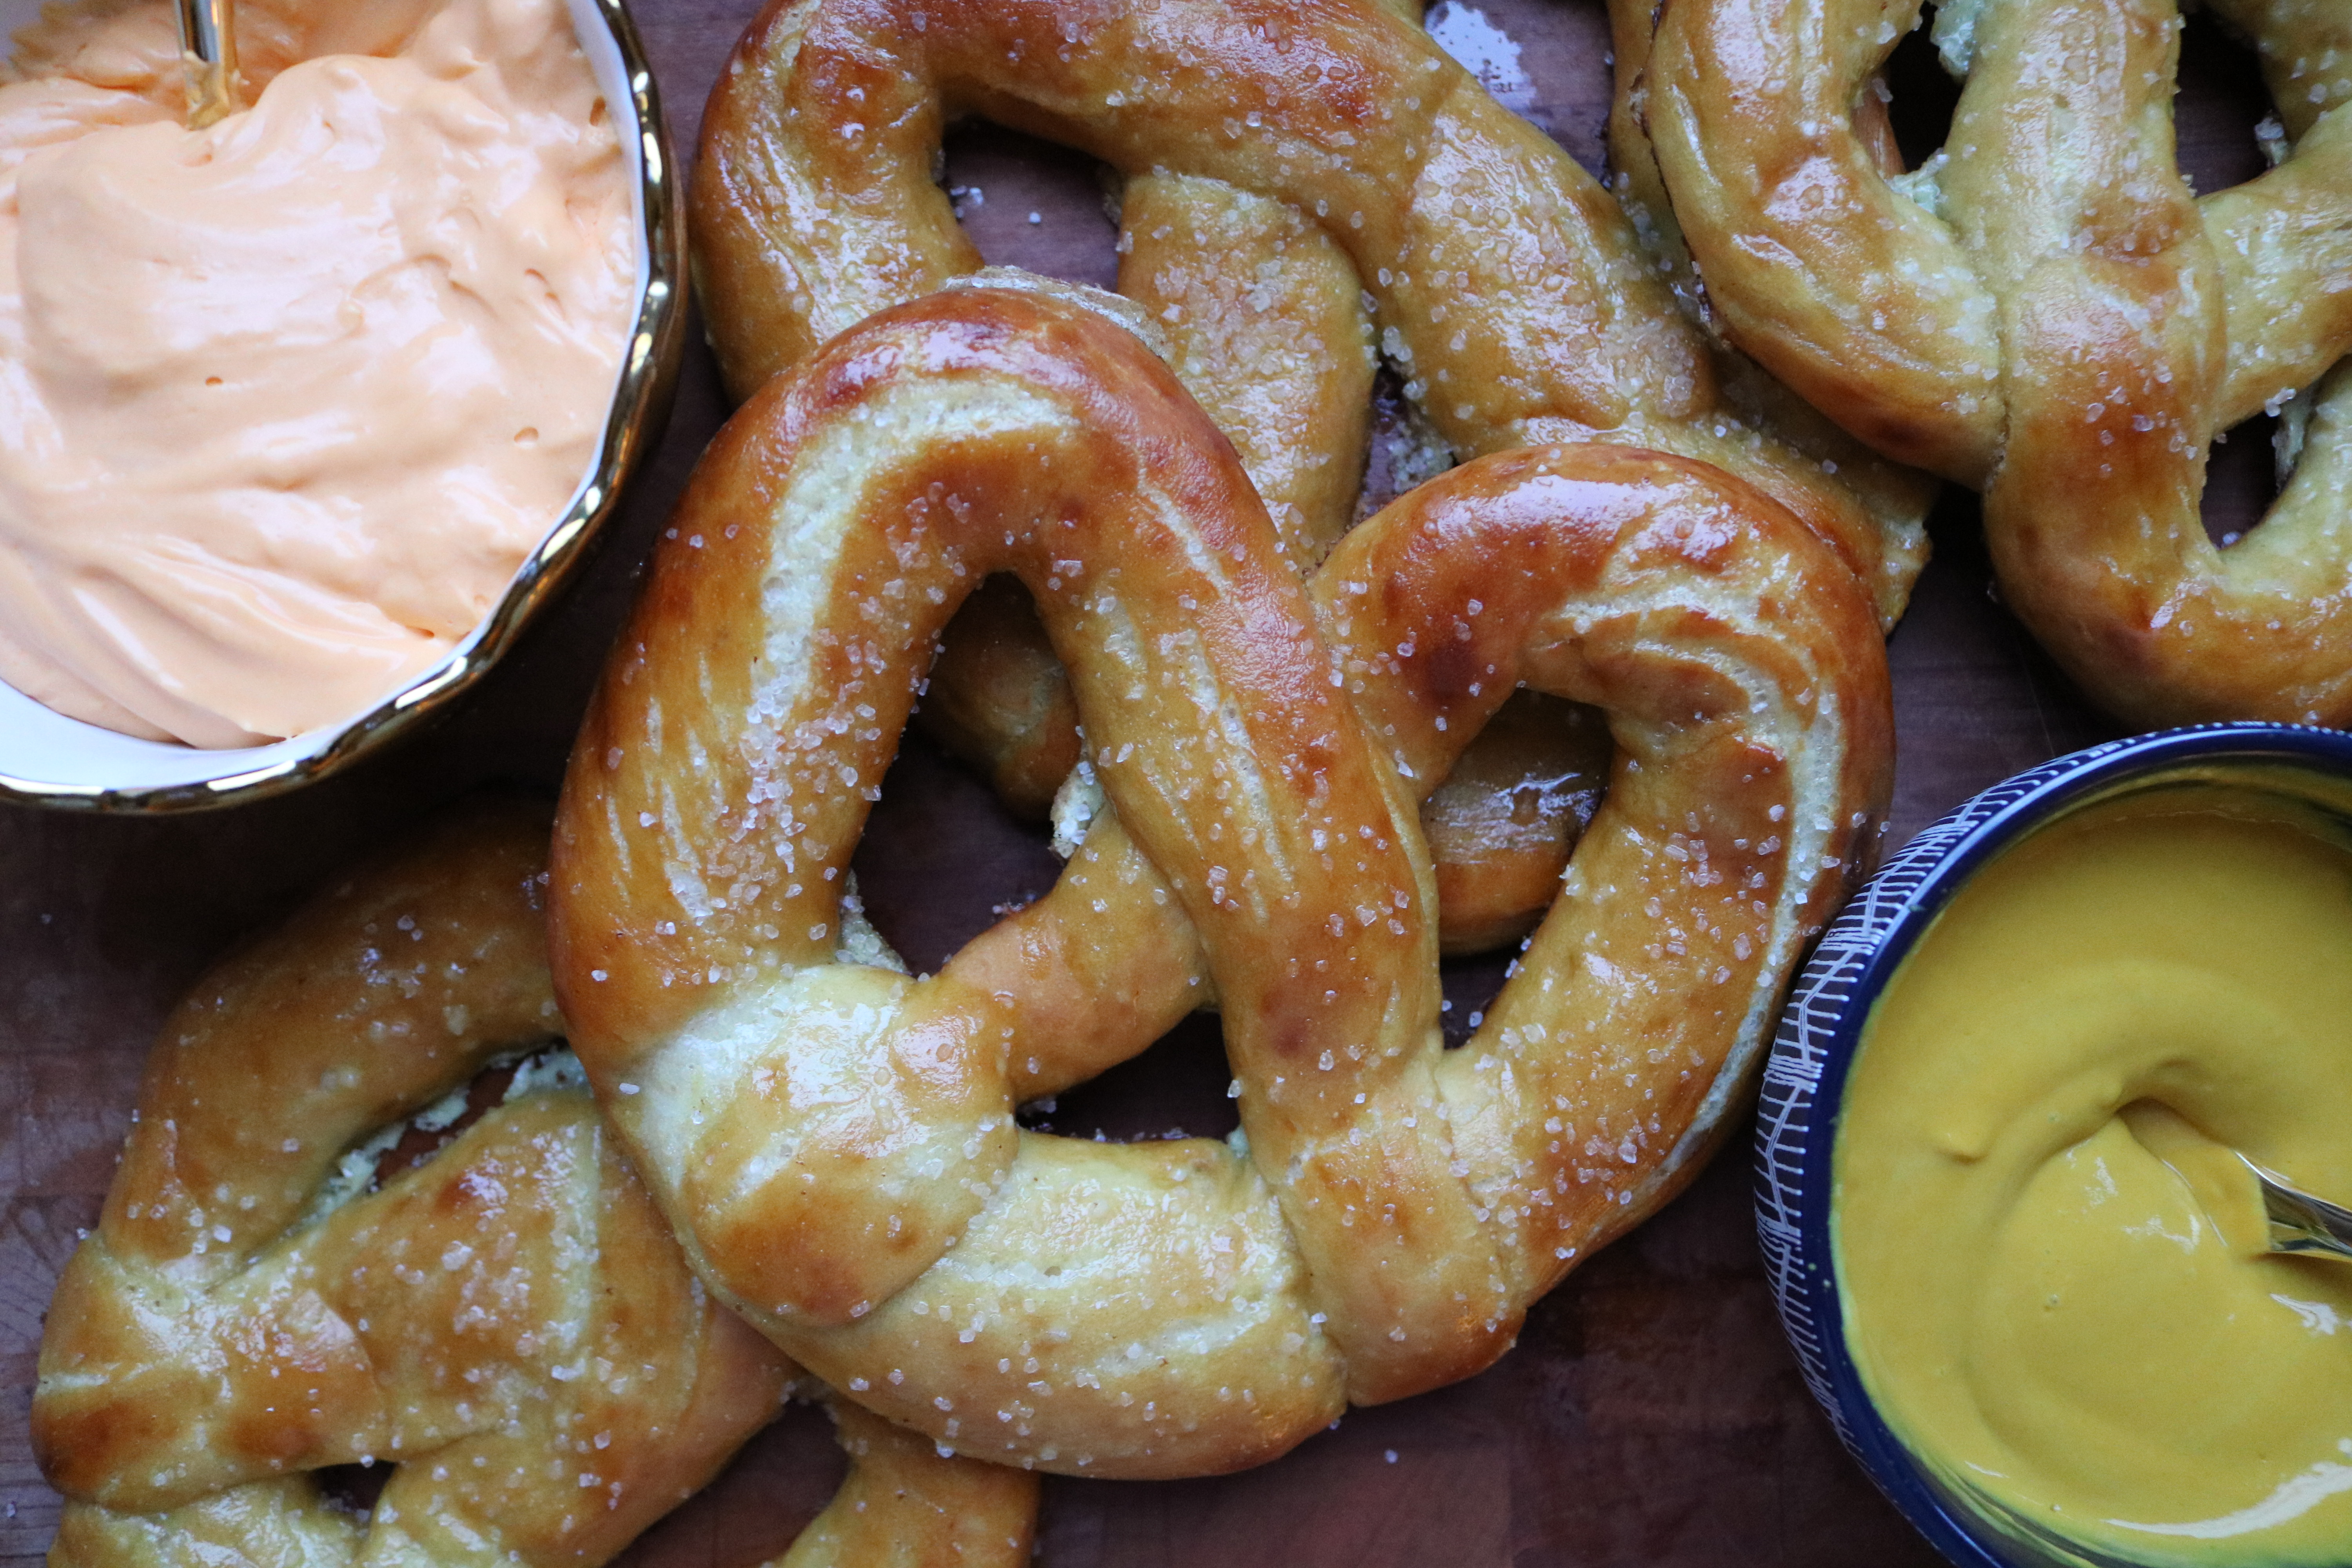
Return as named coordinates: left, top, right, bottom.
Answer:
left=1646, top=0, right=2352, bottom=724
left=34, top=806, right=786, bottom=1566
left=549, top=290, right=1891, bottom=1482
left=692, top=0, right=1926, bottom=625
left=34, top=806, right=1038, bottom=1568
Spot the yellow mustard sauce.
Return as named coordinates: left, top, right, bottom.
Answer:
left=1836, top=794, right=2352, bottom=1565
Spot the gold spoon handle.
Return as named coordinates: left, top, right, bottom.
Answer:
left=175, top=0, right=240, bottom=128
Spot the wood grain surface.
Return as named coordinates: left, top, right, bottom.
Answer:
left=0, top=0, right=2283, bottom=1561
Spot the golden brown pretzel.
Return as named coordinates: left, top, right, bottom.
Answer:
left=690, top=0, right=1926, bottom=623
left=689, top=0, right=1922, bottom=951
left=911, top=171, right=1382, bottom=819
left=1645, top=0, right=2352, bottom=724
left=32, top=804, right=1036, bottom=1568
left=911, top=174, right=1383, bottom=820
left=547, top=289, right=1891, bottom=1480
left=1603, top=0, right=1939, bottom=569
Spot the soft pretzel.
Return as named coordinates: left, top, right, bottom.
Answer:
left=688, top=0, right=1921, bottom=954
left=33, top=804, right=1036, bottom=1568
left=691, top=0, right=1926, bottom=622
left=906, top=193, right=1377, bottom=819
left=1602, top=0, right=1937, bottom=566
left=547, top=289, right=1891, bottom=1479
left=1644, top=0, right=2352, bottom=724
left=696, top=9, right=1602, bottom=948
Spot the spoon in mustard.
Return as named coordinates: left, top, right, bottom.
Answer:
left=175, top=0, right=241, bottom=129
left=2123, top=1101, right=2352, bottom=1263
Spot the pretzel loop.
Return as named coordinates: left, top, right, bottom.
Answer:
left=693, top=0, right=1929, bottom=623
left=550, top=290, right=1891, bottom=1479
left=1648, top=0, right=2352, bottom=722
left=33, top=808, right=794, bottom=1566
left=556, top=289, right=1415, bottom=1469
left=35, top=806, right=1042, bottom=1568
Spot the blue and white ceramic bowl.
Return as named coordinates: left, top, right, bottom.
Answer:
left=1757, top=722, right=2352, bottom=1568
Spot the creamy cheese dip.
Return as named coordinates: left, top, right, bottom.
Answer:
left=1838, top=795, right=2352, bottom=1566
left=0, top=0, right=632, bottom=746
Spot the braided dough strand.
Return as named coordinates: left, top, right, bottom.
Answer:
left=1647, top=0, right=2352, bottom=721
left=34, top=805, right=1037, bottom=1568
left=35, top=806, right=787, bottom=1563
left=555, top=287, right=1407, bottom=1469
left=692, top=0, right=1924, bottom=622
left=550, top=290, right=1891, bottom=1480
left=1649, top=0, right=2352, bottom=479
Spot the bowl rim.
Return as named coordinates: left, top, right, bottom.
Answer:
left=0, top=0, right=686, bottom=815
left=1757, top=719, right=2352, bottom=1568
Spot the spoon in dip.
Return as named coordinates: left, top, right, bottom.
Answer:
left=173, top=0, right=239, bottom=127
left=2122, top=1100, right=2352, bottom=1263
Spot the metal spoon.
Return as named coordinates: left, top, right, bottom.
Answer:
left=2123, top=1101, right=2352, bottom=1263
left=2254, top=1166, right=2352, bottom=1262
left=175, top=0, right=240, bottom=128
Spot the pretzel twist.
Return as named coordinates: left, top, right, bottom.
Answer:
left=32, top=805, right=1036, bottom=1568
left=911, top=174, right=1381, bottom=819
left=1603, top=0, right=1937, bottom=565
left=693, top=0, right=1603, bottom=952
left=1646, top=0, right=2352, bottom=724
left=690, top=0, right=1924, bottom=955
left=692, top=0, right=1927, bottom=624
left=548, top=290, right=1891, bottom=1480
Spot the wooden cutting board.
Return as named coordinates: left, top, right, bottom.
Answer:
left=0, top=0, right=2283, bottom=1560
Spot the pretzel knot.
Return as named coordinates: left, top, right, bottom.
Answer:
left=31, top=805, right=1036, bottom=1568
left=548, top=290, right=1892, bottom=1479
left=694, top=0, right=1928, bottom=625
left=1646, top=0, right=2352, bottom=724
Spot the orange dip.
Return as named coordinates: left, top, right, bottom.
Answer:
left=0, top=0, right=633, bottom=746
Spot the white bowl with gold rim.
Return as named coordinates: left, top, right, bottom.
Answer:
left=0, top=0, right=683, bottom=813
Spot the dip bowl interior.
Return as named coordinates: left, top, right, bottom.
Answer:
left=0, top=0, right=682, bottom=813
left=1759, top=722, right=2352, bottom=1568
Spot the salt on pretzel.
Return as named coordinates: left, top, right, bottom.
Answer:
left=716, top=39, right=1383, bottom=824
left=547, top=289, right=1891, bottom=1479
left=908, top=264, right=1606, bottom=955
left=908, top=189, right=1379, bottom=820
left=690, top=0, right=1920, bottom=951
left=701, top=14, right=1557, bottom=930
left=691, top=0, right=1926, bottom=624
left=33, top=804, right=1036, bottom=1568
left=1645, top=0, right=2352, bottom=723
left=1602, top=0, right=1938, bottom=569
